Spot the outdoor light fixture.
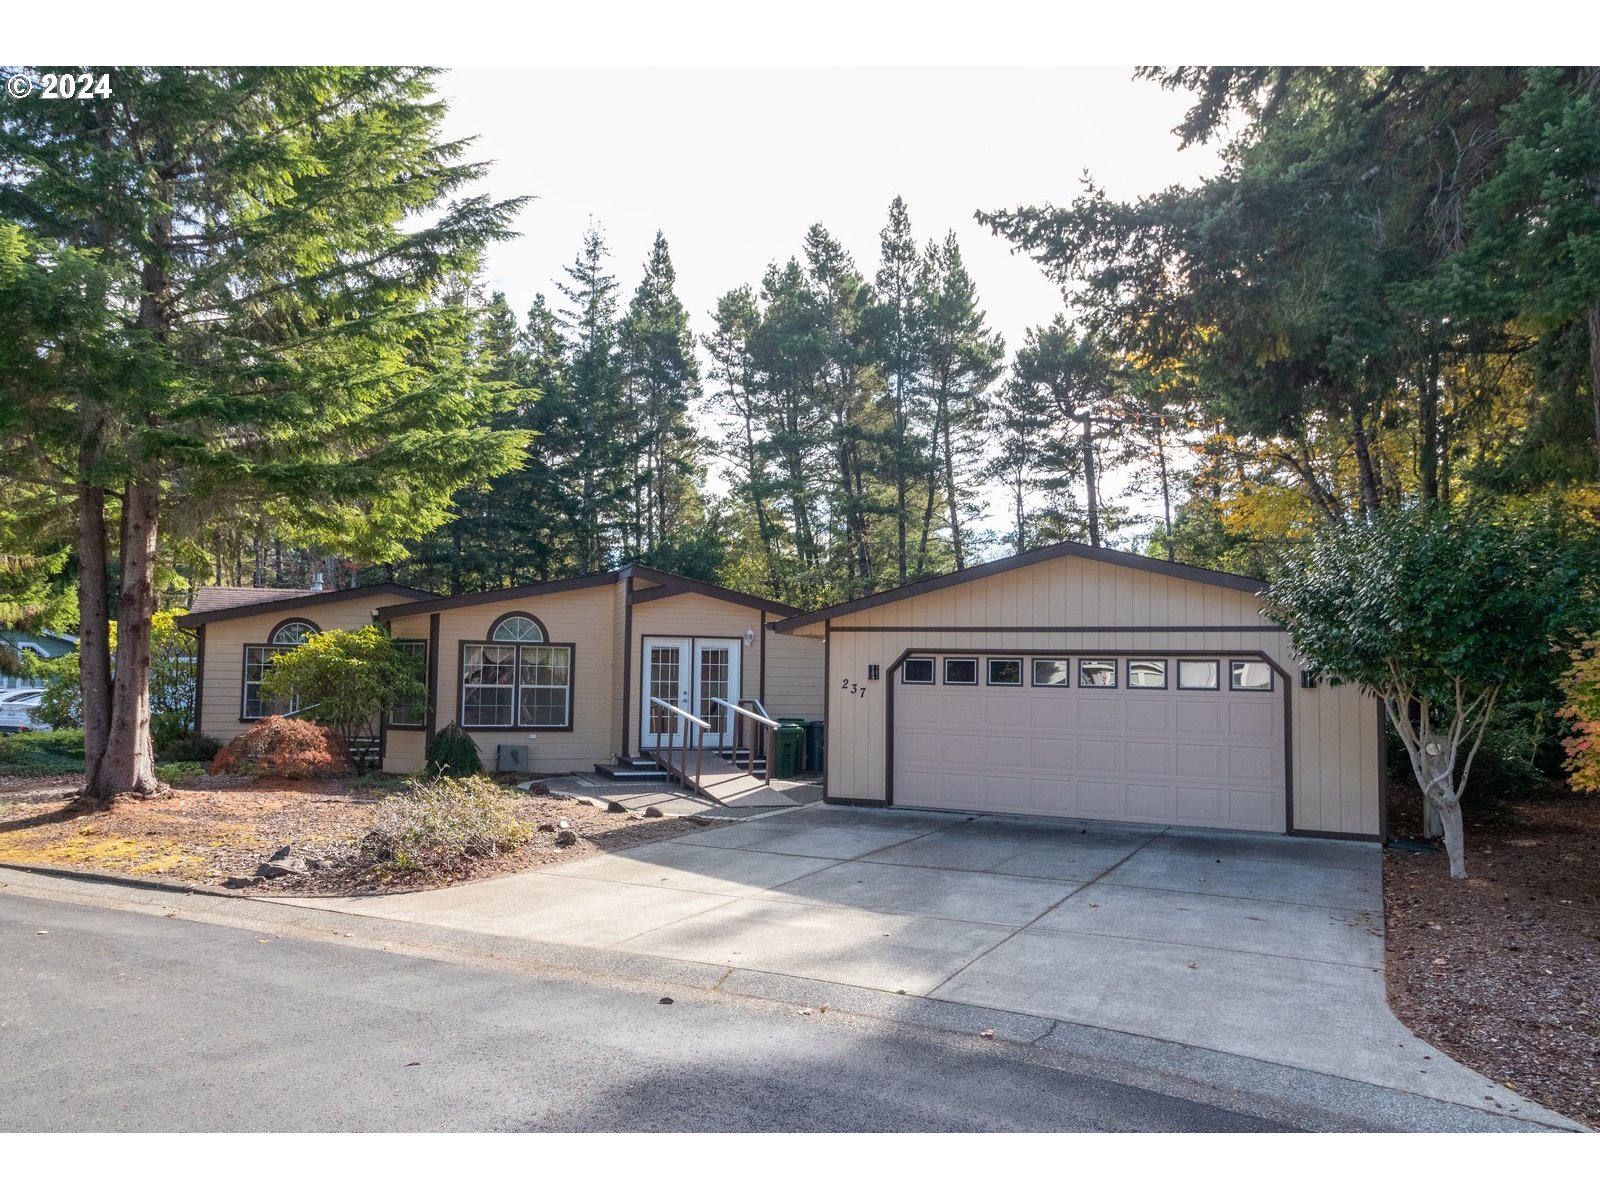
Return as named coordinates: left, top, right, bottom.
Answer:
left=744, top=627, right=756, bottom=646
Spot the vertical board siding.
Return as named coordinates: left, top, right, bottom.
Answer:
left=819, top=556, right=1380, bottom=836
left=763, top=631, right=825, bottom=720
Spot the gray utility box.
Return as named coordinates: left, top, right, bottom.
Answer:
left=496, top=743, right=530, bottom=773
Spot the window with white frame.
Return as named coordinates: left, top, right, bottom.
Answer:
left=1177, top=660, right=1219, bottom=690
left=902, top=657, right=935, bottom=684
left=242, top=619, right=319, bottom=718
left=1127, top=659, right=1167, bottom=689
left=461, top=614, right=570, bottom=728
left=987, top=658, right=1023, bottom=686
left=1032, top=658, right=1070, bottom=687
left=1230, top=660, right=1274, bottom=691
left=944, top=657, right=978, bottom=685
left=1078, top=658, right=1117, bottom=688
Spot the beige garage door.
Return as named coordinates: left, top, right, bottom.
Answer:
left=892, top=654, right=1285, bottom=832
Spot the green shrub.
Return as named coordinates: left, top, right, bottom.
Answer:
left=157, top=732, right=224, bottom=764
left=155, top=760, right=207, bottom=785
left=356, top=774, right=531, bottom=874
left=425, top=722, right=483, bottom=777
left=0, top=728, right=86, bottom=775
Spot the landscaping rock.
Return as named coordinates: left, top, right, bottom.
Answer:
left=536, top=822, right=556, bottom=833
left=267, top=845, right=294, bottom=862
left=643, top=805, right=665, bottom=818
left=222, top=876, right=258, bottom=889
left=527, top=782, right=550, bottom=796
left=606, top=800, right=628, bottom=814
left=554, top=829, right=577, bottom=847
left=255, top=860, right=303, bottom=879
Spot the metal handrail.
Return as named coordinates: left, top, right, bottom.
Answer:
left=648, top=696, right=711, bottom=730
left=712, top=697, right=779, bottom=729
left=709, top=696, right=780, bottom=783
left=648, top=696, right=708, bottom=791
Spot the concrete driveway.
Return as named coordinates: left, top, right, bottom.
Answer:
left=273, top=805, right=1533, bottom=1119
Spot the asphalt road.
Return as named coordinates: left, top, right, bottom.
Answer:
left=0, top=893, right=1289, bottom=1132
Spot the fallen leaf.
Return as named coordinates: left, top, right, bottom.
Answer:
left=979, top=1029, right=996, bottom=1039
left=35, top=931, right=47, bottom=936
left=658, top=996, right=674, bottom=1005
left=1187, top=961, right=1197, bottom=969
left=404, top=1061, right=421, bottom=1067
left=1432, top=957, right=1447, bottom=965
left=797, top=1008, right=813, bottom=1016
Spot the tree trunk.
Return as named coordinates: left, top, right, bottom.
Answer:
left=1350, top=407, right=1381, bottom=516
left=1155, top=418, right=1173, bottom=559
left=1080, top=412, right=1101, bottom=548
left=92, top=478, right=162, bottom=801
left=942, top=406, right=964, bottom=571
left=1425, top=780, right=1467, bottom=879
left=76, top=475, right=113, bottom=793
left=1418, top=348, right=1440, bottom=505
left=1588, top=301, right=1600, bottom=481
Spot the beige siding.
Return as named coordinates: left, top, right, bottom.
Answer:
left=628, top=591, right=764, bottom=752
left=381, top=612, right=433, bottom=774
left=763, top=630, right=824, bottom=721
left=198, top=590, right=420, bottom=747
left=428, top=587, right=618, bottom=774
left=814, top=556, right=1381, bottom=838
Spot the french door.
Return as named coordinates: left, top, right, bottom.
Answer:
left=641, top=636, right=742, bottom=750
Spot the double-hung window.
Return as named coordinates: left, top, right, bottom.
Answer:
left=461, top=613, right=572, bottom=729
left=242, top=619, right=319, bottom=719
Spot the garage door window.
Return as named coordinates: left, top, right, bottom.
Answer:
left=1177, top=659, right=1219, bottom=690
left=944, top=657, right=978, bottom=685
left=1032, top=658, right=1069, bottom=687
left=1230, top=660, right=1274, bottom=691
left=1079, top=659, right=1116, bottom=688
left=902, top=657, right=935, bottom=684
left=1128, top=659, right=1167, bottom=688
left=987, top=658, right=1023, bottom=686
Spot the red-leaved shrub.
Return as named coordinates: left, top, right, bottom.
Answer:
left=208, top=716, right=353, bottom=779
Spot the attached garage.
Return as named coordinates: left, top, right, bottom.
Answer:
left=772, top=541, right=1384, bottom=840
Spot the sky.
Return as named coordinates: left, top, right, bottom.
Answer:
left=436, top=66, right=1226, bottom=535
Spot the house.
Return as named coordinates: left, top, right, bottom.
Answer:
left=0, top=629, right=79, bottom=691
left=179, top=566, right=826, bottom=777
left=772, top=540, right=1384, bottom=840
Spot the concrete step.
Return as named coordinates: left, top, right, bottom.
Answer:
left=592, top=762, right=670, bottom=781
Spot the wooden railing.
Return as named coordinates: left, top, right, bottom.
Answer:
left=647, top=696, right=710, bottom=792
left=710, top=697, right=779, bottom=783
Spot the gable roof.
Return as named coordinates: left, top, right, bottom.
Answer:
left=189, top=585, right=315, bottom=614
left=372, top=563, right=802, bottom=621
left=771, top=539, right=1267, bottom=634
left=175, top=583, right=438, bottom=628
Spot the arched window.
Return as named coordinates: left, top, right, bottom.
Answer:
left=462, top=613, right=569, bottom=730
left=270, top=619, right=320, bottom=646
left=244, top=619, right=322, bottom=719
left=489, top=613, right=545, bottom=643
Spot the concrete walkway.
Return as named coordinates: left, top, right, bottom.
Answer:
left=268, top=804, right=1571, bottom=1127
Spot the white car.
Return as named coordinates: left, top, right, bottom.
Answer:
left=0, top=688, right=50, bottom=734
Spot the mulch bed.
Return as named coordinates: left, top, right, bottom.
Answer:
left=0, top=773, right=700, bottom=896
left=1383, top=779, right=1600, bottom=1128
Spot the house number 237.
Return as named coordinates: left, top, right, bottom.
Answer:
left=840, top=678, right=868, bottom=697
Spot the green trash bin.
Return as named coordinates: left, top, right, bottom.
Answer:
left=771, top=723, right=804, bottom=780
left=804, top=720, right=825, bottom=775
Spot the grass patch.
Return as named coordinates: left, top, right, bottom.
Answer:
left=0, top=729, right=85, bottom=776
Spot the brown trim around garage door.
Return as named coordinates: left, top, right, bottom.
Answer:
left=621, top=576, right=633, bottom=757
left=879, top=644, right=1296, bottom=836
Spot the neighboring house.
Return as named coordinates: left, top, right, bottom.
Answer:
left=0, top=629, right=79, bottom=691
left=773, top=540, right=1384, bottom=841
left=178, top=567, right=826, bottom=777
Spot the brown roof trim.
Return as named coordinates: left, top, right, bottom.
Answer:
left=771, top=540, right=1267, bottom=634
left=175, top=584, right=438, bottom=628
left=371, top=563, right=800, bottom=623
left=374, top=570, right=624, bottom=620
left=625, top=565, right=801, bottom=617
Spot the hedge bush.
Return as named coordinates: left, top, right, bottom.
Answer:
left=208, top=716, right=353, bottom=779
left=158, top=732, right=224, bottom=764
left=356, top=775, right=531, bottom=874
